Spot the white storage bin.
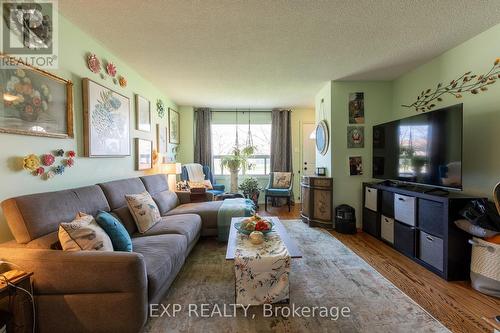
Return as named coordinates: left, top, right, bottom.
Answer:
left=394, top=194, right=416, bottom=226
left=381, top=215, right=394, bottom=244
left=365, top=187, right=378, bottom=212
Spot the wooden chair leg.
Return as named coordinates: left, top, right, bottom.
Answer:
left=288, top=196, right=291, bottom=212
left=265, top=195, right=268, bottom=211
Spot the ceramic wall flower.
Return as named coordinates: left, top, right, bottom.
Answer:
left=67, top=150, right=76, bottom=158
left=23, top=154, right=40, bottom=171
left=55, top=149, right=64, bottom=157
left=118, top=76, right=127, bottom=87
left=54, top=165, right=65, bottom=175
left=157, top=99, right=165, bottom=118
left=34, top=167, right=45, bottom=176
left=87, top=54, right=101, bottom=73
left=106, top=63, right=117, bottom=77
left=44, top=171, right=55, bottom=180
left=65, top=158, right=74, bottom=168
left=41, top=153, right=55, bottom=166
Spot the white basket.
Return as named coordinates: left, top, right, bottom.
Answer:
left=469, top=237, right=500, bottom=297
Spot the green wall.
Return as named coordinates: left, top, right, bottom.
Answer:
left=330, top=82, right=393, bottom=226
left=318, top=23, right=500, bottom=227
left=314, top=82, right=333, bottom=176
left=392, top=23, right=500, bottom=198
left=0, top=14, right=177, bottom=242
left=177, top=107, right=315, bottom=202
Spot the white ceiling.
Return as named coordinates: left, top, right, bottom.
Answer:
left=60, top=0, right=500, bottom=108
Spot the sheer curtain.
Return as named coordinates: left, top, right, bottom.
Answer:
left=194, top=108, right=212, bottom=168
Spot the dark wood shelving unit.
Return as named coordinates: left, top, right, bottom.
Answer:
left=362, top=182, right=484, bottom=281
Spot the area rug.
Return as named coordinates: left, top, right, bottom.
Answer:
left=144, top=220, right=448, bottom=332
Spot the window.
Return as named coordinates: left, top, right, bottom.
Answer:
left=211, top=112, right=271, bottom=176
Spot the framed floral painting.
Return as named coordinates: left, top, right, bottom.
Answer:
left=83, top=78, right=131, bottom=157
left=136, top=138, right=153, bottom=170
left=136, top=94, right=151, bottom=132
left=0, top=54, right=73, bottom=138
left=168, top=108, right=179, bottom=144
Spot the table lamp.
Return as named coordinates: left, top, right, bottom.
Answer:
left=162, top=162, right=182, bottom=191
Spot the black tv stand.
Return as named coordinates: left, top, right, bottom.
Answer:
left=423, top=188, right=450, bottom=196
left=379, top=180, right=400, bottom=187
left=362, top=182, right=484, bottom=281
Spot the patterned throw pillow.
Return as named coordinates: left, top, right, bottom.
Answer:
left=125, top=191, right=161, bottom=233
left=58, top=214, right=113, bottom=251
left=272, top=172, right=292, bottom=189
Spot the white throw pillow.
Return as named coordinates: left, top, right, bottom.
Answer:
left=125, top=191, right=161, bottom=233
left=58, top=214, right=113, bottom=251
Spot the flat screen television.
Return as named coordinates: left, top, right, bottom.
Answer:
left=372, top=103, right=463, bottom=190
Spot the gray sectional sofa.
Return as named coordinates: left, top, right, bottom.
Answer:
left=0, top=174, right=223, bottom=333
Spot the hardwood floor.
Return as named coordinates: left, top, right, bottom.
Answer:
left=331, top=230, right=500, bottom=333
left=256, top=203, right=302, bottom=219
left=257, top=204, right=499, bottom=333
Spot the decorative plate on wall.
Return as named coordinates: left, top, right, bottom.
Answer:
left=315, top=120, right=329, bottom=155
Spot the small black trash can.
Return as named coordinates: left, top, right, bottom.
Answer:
left=335, top=204, right=357, bottom=234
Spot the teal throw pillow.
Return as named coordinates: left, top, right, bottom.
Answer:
left=96, top=211, right=133, bottom=252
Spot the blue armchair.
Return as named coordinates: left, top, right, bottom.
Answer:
left=265, top=172, right=293, bottom=212
left=181, top=164, right=225, bottom=196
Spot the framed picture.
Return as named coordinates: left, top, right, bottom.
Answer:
left=83, top=78, right=130, bottom=157
left=347, top=126, right=364, bottom=148
left=0, top=54, right=73, bottom=138
left=136, top=138, right=153, bottom=170
left=156, top=123, right=167, bottom=154
left=349, top=156, right=363, bottom=176
left=349, top=92, right=364, bottom=124
left=168, top=108, right=180, bottom=144
left=135, top=94, right=151, bottom=132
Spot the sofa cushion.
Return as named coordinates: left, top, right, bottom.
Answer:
left=166, top=201, right=223, bottom=230
left=132, top=234, right=187, bottom=300
left=140, top=174, right=169, bottom=193
left=58, top=214, right=113, bottom=251
left=140, top=174, right=179, bottom=214
left=2, top=185, right=110, bottom=244
left=25, top=232, right=60, bottom=249
left=111, top=207, right=137, bottom=235
left=154, top=191, right=179, bottom=215
left=133, top=214, right=201, bottom=245
left=99, top=178, right=147, bottom=210
left=125, top=192, right=162, bottom=233
left=96, top=211, right=133, bottom=252
left=99, top=178, right=147, bottom=235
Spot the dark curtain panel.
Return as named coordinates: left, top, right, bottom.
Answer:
left=270, top=109, right=292, bottom=172
left=194, top=108, right=212, bottom=168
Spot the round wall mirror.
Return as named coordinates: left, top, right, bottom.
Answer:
left=315, top=120, right=329, bottom=155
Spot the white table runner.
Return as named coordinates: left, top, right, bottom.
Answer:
left=234, top=231, right=290, bottom=305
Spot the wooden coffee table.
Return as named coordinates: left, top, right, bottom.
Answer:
left=225, top=216, right=302, bottom=260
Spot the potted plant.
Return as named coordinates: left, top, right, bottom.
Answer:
left=221, top=145, right=255, bottom=193
left=238, top=177, right=262, bottom=207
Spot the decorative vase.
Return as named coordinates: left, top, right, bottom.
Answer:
left=229, top=168, right=239, bottom=193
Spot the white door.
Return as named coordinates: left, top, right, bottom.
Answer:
left=302, top=122, right=316, bottom=176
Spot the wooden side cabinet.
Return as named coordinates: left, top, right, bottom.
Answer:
left=300, top=176, right=333, bottom=228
